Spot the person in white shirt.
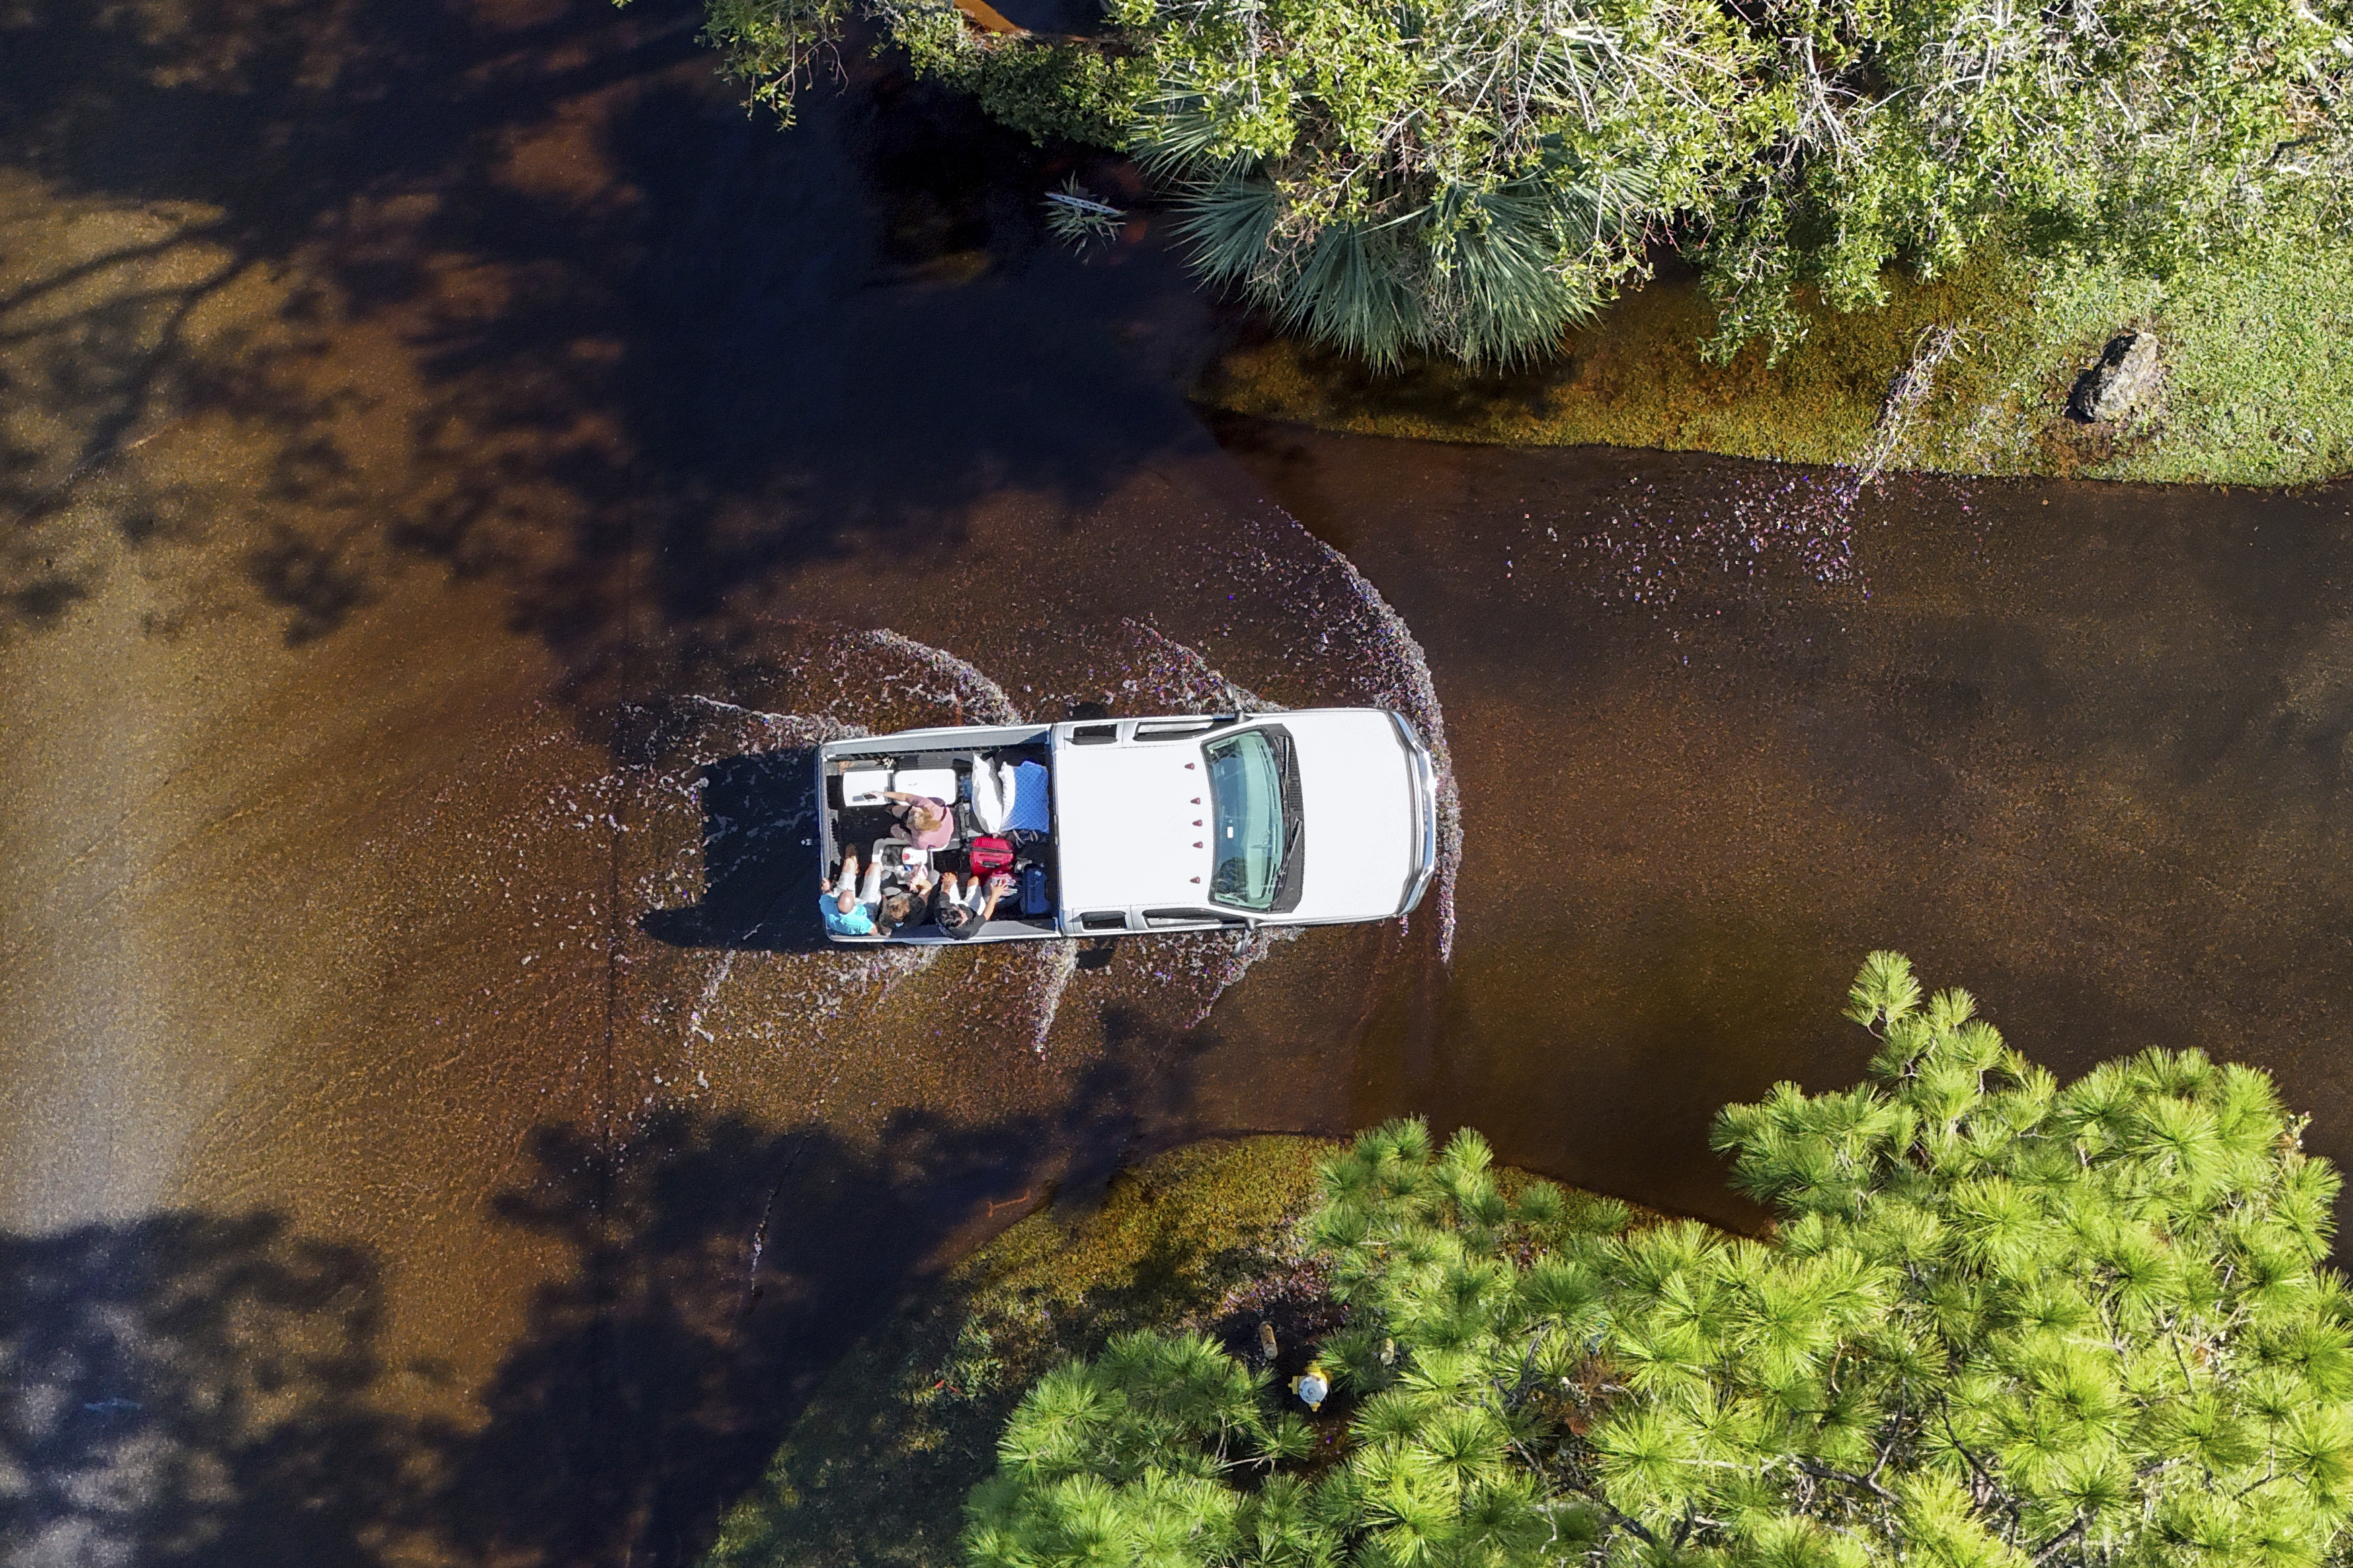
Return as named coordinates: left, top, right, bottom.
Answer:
left=934, top=870, right=1012, bottom=938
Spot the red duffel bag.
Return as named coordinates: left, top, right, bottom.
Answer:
left=967, top=835, right=1015, bottom=877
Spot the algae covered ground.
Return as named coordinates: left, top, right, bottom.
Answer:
left=699, top=1136, right=1657, bottom=1568
left=698, top=1137, right=1342, bottom=1568
left=1199, top=238, right=2353, bottom=489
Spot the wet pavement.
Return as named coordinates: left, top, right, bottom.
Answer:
left=3, top=0, right=2351, bottom=1563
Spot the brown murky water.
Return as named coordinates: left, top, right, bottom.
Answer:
left=1200, top=421, right=2353, bottom=1225
left=4, top=0, right=2351, bottom=1562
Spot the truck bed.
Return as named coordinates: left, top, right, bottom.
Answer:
left=815, top=730, right=1060, bottom=944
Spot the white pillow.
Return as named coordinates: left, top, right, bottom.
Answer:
left=969, top=760, right=1011, bottom=833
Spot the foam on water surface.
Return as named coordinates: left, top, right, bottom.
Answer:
left=1110, top=620, right=1282, bottom=714
left=1021, top=940, right=1080, bottom=1058
left=1562, top=469, right=1870, bottom=608
left=854, top=628, right=1023, bottom=725
left=670, top=693, right=865, bottom=748
left=1279, top=530, right=1464, bottom=965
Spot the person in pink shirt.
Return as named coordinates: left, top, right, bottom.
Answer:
left=881, top=790, right=955, bottom=850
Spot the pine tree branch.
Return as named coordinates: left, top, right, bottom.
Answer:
left=1790, top=1458, right=1899, bottom=1505
left=2230, top=1463, right=2281, bottom=1502
left=1497, top=1325, right=1551, bottom=1411
left=2029, top=1514, right=2088, bottom=1565
left=1618, top=1510, right=1665, bottom=1549
left=1866, top=1389, right=1906, bottom=1488
left=1582, top=1493, right=1661, bottom=1549
left=1935, top=1406, right=2013, bottom=1520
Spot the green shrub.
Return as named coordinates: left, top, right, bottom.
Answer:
left=968, top=955, right=2353, bottom=1567
left=1122, top=0, right=1762, bottom=368
left=690, top=0, right=2353, bottom=374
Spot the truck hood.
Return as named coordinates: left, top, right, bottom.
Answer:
left=1054, top=710, right=1423, bottom=923
left=1282, top=710, right=1419, bottom=921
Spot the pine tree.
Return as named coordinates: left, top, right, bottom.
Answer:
left=966, top=954, right=2353, bottom=1567
left=962, top=1329, right=1328, bottom=1567
left=1648, top=952, right=2353, bottom=1565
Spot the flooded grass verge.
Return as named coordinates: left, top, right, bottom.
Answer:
left=699, top=1134, right=1672, bottom=1568
left=699, top=1137, right=1335, bottom=1568
left=1198, top=237, right=2353, bottom=490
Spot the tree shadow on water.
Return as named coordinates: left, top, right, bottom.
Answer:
left=0, top=1212, right=421, bottom=1566
left=4, top=1076, right=1174, bottom=1564
left=1, top=0, right=1220, bottom=671
left=454, top=1071, right=1200, bottom=1564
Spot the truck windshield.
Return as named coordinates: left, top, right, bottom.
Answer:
left=1205, top=729, right=1287, bottom=910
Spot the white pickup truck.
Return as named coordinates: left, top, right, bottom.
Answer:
left=814, top=709, right=1438, bottom=944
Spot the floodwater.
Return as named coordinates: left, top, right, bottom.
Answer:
left=2, top=0, right=2348, bottom=1563
left=1200, top=422, right=2353, bottom=1224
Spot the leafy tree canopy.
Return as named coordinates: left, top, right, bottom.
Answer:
left=965, top=952, right=2353, bottom=1567
left=1704, top=0, right=2353, bottom=351
left=1117, top=0, right=1757, bottom=368
left=692, top=0, right=2353, bottom=365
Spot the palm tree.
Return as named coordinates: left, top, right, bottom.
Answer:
left=1129, top=0, right=1749, bottom=370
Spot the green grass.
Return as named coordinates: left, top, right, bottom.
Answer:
left=1197, top=236, right=2353, bottom=487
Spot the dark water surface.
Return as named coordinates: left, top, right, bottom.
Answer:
left=4, top=0, right=2351, bottom=1563
left=1201, top=421, right=2353, bottom=1223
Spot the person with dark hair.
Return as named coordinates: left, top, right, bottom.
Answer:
left=875, top=888, right=919, bottom=936
left=934, top=871, right=1012, bottom=939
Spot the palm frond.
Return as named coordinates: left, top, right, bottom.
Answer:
left=1172, top=171, right=1284, bottom=287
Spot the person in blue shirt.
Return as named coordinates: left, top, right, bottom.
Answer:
left=820, top=852, right=885, bottom=936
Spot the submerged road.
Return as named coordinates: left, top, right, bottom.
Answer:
left=3, top=0, right=2350, bottom=1562
left=1198, top=423, right=2353, bottom=1223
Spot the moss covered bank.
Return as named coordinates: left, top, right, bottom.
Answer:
left=1198, top=239, right=2353, bottom=489
left=699, top=1137, right=1657, bottom=1567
